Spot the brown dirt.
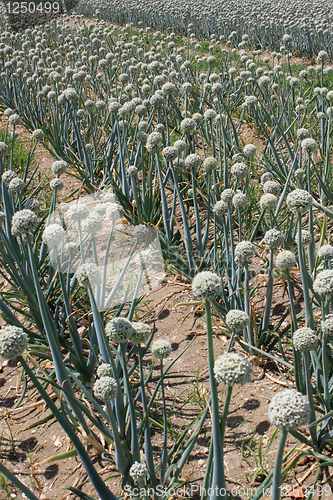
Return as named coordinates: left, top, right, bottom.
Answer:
left=0, top=275, right=327, bottom=500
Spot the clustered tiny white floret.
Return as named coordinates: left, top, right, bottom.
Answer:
left=129, top=461, right=149, bottom=484
left=234, top=241, right=255, bottom=264
left=243, top=144, right=256, bottom=158
left=301, top=138, right=317, bottom=153
left=296, top=230, right=312, bottom=247
left=185, top=154, right=202, bottom=170
left=213, top=200, right=228, bottom=217
left=133, top=224, right=151, bottom=242
left=9, top=177, right=25, bottom=193
left=105, top=318, right=134, bottom=343
left=231, top=162, right=248, bottom=179
left=225, top=310, right=250, bottom=332
left=43, top=224, right=65, bottom=249
left=275, top=250, right=296, bottom=270
left=287, top=189, right=313, bottom=214
left=2, top=170, right=17, bottom=185
left=11, top=209, right=38, bottom=237
left=76, top=263, right=101, bottom=288
left=50, top=178, right=64, bottom=191
left=0, top=326, right=28, bottom=359
left=313, top=270, right=333, bottom=297
left=261, top=172, right=273, bottom=184
left=192, top=271, right=223, bottom=300
left=128, top=322, right=152, bottom=344
left=82, top=213, right=104, bottom=235
left=232, top=192, right=248, bottom=209
left=321, top=314, right=333, bottom=336
left=292, top=327, right=319, bottom=352
left=214, top=353, right=252, bottom=386
left=203, top=157, right=218, bottom=171
left=151, top=339, right=172, bottom=360
left=93, top=376, right=118, bottom=402
left=263, top=180, right=280, bottom=195
left=318, top=245, right=333, bottom=261
left=97, top=363, right=113, bottom=378
left=106, top=202, right=123, bottom=221
left=135, top=250, right=154, bottom=268
left=67, top=204, right=90, bottom=222
left=52, top=160, right=68, bottom=175
left=263, top=228, right=284, bottom=249
left=260, top=194, right=277, bottom=211
left=220, top=189, right=235, bottom=203
left=268, top=389, right=310, bottom=431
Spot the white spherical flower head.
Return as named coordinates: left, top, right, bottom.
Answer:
left=301, top=138, right=317, bottom=154
left=25, top=199, right=40, bottom=212
left=129, top=321, right=152, bottom=344
left=287, top=189, right=313, bottom=214
left=52, top=160, right=68, bottom=175
left=268, top=389, right=310, bottom=431
left=129, top=461, right=149, bottom=484
left=43, top=224, right=65, bottom=249
left=76, top=263, right=101, bottom=288
left=235, top=241, right=255, bottom=264
left=146, top=132, right=163, bottom=147
left=214, top=353, right=252, bottom=386
left=8, top=113, right=22, bottom=126
left=133, top=224, right=151, bottom=243
left=213, top=200, right=228, bottom=217
left=185, top=154, right=202, bottom=170
left=135, top=250, right=154, bottom=269
left=151, top=339, right=172, bottom=360
left=258, top=75, right=271, bottom=89
left=50, top=178, right=64, bottom=192
left=295, top=230, right=312, bottom=247
left=82, top=212, right=104, bottom=235
left=260, top=194, right=277, bottom=211
left=103, top=192, right=118, bottom=203
left=261, top=172, right=273, bottom=185
left=243, top=144, right=256, bottom=158
left=105, top=318, right=134, bottom=343
left=97, top=363, right=113, bottom=378
left=292, top=327, right=318, bottom=352
left=2, top=170, right=17, bottom=185
left=203, top=157, right=218, bottom=171
left=220, top=189, right=235, bottom=203
left=318, top=245, right=333, bottom=261
left=263, top=228, right=284, bottom=249
left=67, top=205, right=90, bottom=222
left=321, top=314, right=333, bottom=336
left=204, top=109, right=217, bottom=121
left=297, top=128, right=309, bottom=140
left=192, top=271, right=223, bottom=300
left=0, top=326, right=28, bottom=359
left=232, top=192, right=248, bottom=209
left=225, top=310, right=250, bottom=332
left=93, top=376, right=118, bottom=402
left=313, top=270, right=333, bottom=297
left=263, top=180, right=280, bottom=195
left=11, top=209, right=38, bottom=237
left=276, top=250, right=296, bottom=270
left=105, top=202, right=124, bottom=221
left=162, top=146, right=178, bottom=162
left=174, top=140, right=187, bottom=152
left=231, top=162, right=248, bottom=180
left=181, top=118, right=196, bottom=133
left=9, top=178, right=25, bottom=193
left=0, top=142, right=9, bottom=156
